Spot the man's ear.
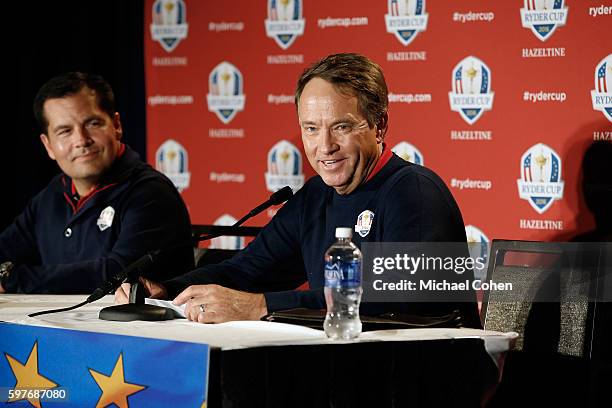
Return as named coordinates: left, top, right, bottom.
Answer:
left=40, top=134, right=56, bottom=160
left=376, top=113, right=389, bottom=143
left=113, top=112, right=123, bottom=141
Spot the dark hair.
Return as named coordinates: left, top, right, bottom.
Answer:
left=295, top=53, right=389, bottom=136
left=33, top=72, right=115, bottom=133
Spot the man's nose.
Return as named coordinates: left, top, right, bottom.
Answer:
left=73, top=126, right=93, bottom=147
left=318, top=128, right=339, bottom=155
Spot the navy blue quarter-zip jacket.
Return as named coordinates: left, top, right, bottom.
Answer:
left=0, top=145, right=194, bottom=293
left=164, top=152, right=481, bottom=328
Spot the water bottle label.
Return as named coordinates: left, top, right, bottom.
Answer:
left=324, top=260, right=361, bottom=288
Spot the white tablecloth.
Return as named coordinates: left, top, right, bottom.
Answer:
left=0, top=294, right=516, bottom=364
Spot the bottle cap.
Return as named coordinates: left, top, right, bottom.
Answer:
left=335, top=227, right=352, bottom=239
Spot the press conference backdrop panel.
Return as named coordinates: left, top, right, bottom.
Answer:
left=144, top=0, right=611, bottom=244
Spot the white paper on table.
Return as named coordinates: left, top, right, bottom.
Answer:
left=145, top=298, right=186, bottom=318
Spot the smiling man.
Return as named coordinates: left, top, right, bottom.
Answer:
left=116, top=54, right=480, bottom=328
left=299, top=76, right=382, bottom=195
left=0, top=72, right=194, bottom=293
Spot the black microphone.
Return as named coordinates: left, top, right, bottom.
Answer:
left=105, top=186, right=293, bottom=298
left=224, top=186, right=293, bottom=233
left=87, top=253, right=155, bottom=303
left=249, top=186, right=293, bottom=216
left=97, top=186, right=293, bottom=321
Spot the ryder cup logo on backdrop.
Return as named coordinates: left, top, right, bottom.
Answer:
left=385, top=0, right=428, bottom=46
left=210, top=214, right=245, bottom=250
left=520, top=0, right=568, bottom=42
left=465, top=225, right=489, bottom=281
left=265, top=0, right=305, bottom=49
left=391, top=141, right=424, bottom=165
left=449, top=56, right=494, bottom=125
left=465, top=225, right=489, bottom=246
left=150, top=0, right=189, bottom=52
left=591, top=54, right=612, bottom=122
left=206, top=62, right=246, bottom=124
left=155, top=139, right=191, bottom=192
left=265, top=140, right=305, bottom=193
left=517, top=143, right=564, bottom=214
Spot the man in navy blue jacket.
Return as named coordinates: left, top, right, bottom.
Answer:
left=116, top=54, right=480, bottom=328
left=0, top=72, right=194, bottom=293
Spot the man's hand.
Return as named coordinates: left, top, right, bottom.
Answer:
left=173, top=284, right=268, bottom=323
left=114, top=277, right=168, bottom=304
left=0, top=282, right=5, bottom=294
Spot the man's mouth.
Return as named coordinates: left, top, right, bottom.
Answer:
left=74, top=150, right=99, bottom=161
left=319, top=159, right=345, bottom=169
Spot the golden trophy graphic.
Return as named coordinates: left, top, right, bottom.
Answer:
left=466, top=62, right=478, bottom=94
left=166, top=150, right=178, bottom=173
left=362, top=212, right=370, bottom=226
left=400, top=152, right=413, bottom=162
left=534, top=149, right=548, bottom=183
left=280, top=0, right=290, bottom=21
left=162, top=0, right=177, bottom=25
left=278, top=149, right=291, bottom=175
left=220, top=70, right=232, bottom=96
left=467, top=231, right=477, bottom=243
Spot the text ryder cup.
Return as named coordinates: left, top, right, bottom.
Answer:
left=449, top=94, right=493, bottom=107
left=372, top=279, right=513, bottom=292
left=265, top=21, right=305, bottom=32
left=151, top=25, right=188, bottom=39
left=207, top=96, right=245, bottom=108
left=519, top=182, right=563, bottom=195
left=593, top=95, right=612, bottom=105
left=521, top=10, right=567, bottom=24
left=386, top=16, right=427, bottom=29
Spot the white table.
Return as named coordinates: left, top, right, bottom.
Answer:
left=0, top=295, right=517, bottom=407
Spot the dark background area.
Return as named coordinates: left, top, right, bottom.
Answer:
left=4, top=1, right=145, bottom=230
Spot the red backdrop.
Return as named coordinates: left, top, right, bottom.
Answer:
left=145, top=0, right=612, bottom=247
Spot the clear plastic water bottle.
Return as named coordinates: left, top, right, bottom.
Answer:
left=324, top=227, right=363, bottom=339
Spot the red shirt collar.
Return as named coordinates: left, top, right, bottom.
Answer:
left=65, top=143, right=124, bottom=213
left=365, top=144, right=392, bottom=183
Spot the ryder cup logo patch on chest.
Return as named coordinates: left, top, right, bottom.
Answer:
left=591, top=54, right=612, bottom=122
left=97, top=206, right=115, bottom=232
left=517, top=143, right=564, bottom=214
left=265, top=0, right=306, bottom=50
left=206, top=61, right=246, bottom=124
left=449, top=56, right=494, bottom=125
left=385, top=0, right=428, bottom=46
left=150, top=0, right=189, bottom=52
left=355, top=210, right=375, bottom=238
left=520, top=0, right=568, bottom=42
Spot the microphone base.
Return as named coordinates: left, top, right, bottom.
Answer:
left=99, top=304, right=175, bottom=321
